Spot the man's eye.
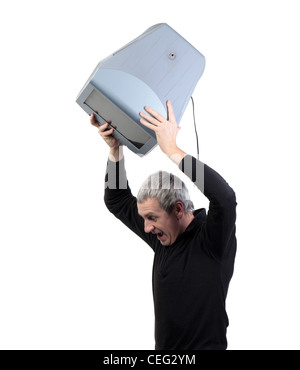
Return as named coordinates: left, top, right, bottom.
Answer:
left=148, top=216, right=156, bottom=221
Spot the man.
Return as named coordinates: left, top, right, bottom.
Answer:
left=90, top=101, right=237, bottom=350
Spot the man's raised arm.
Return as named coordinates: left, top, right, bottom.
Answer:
left=139, top=101, right=236, bottom=258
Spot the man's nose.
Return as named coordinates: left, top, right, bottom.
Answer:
left=144, top=220, right=154, bottom=233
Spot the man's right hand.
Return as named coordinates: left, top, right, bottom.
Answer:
left=90, top=114, right=123, bottom=162
left=90, top=114, right=120, bottom=149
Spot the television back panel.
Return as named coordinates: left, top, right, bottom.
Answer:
left=76, top=23, right=205, bottom=156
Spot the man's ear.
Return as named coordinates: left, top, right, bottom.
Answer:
left=174, top=201, right=185, bottom=219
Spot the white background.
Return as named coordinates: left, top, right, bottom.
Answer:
left=1, top=0, right=300, bottom=350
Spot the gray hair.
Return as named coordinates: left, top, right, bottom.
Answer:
left=137, top=171, right=194, bottom=214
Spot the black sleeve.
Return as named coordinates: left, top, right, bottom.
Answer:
left=179, top=155, right=237, bottom=259
left=104, top=158, right=157, bottom=251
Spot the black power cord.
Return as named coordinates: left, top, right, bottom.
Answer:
left=191, top=96, right=199, bottom=160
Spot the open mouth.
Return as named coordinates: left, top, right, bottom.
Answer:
left=152, top=230, right=164, bottom=240
left=157, top=231, right=164, bottom=239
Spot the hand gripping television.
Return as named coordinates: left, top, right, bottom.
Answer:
left=76, top=23, right=205, bottom=156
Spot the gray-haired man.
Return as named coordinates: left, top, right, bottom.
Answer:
left=90, top=101, right=237, bottom=350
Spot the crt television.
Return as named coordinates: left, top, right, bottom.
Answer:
left=76, top=23, right=205, bottom=156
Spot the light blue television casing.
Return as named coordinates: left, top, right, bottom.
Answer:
left=76, top=23, right=205, bottom=156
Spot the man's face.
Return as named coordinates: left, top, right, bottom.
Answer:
left=137, top=198, right=179, bottom=246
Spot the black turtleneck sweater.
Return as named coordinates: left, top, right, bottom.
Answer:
left=104, top=155, right=237, bottom=350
